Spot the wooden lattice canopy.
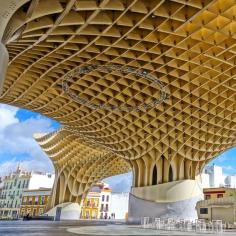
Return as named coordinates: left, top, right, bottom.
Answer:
left=0, top=0, right=235, bottom=204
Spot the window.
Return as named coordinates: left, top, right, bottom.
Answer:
left=14, top=179, right=17, bottom=186
left=101, top=204, right=104, bottom=211
left=85, top=210, right=89, bottom=219
left=33, top=208, right=37, bottom=216
left=29, top=197, right=32, bottom=205
left=102, top=195, right=105, bottom=201
left=34, top=196, right=38, bottom=205
left=205, top=195, right=211, bottom=200
left=86, top=200, right=90, bottom=207
left=106, top=195, right=109, bottom=202
left=200, top=208, right=208, bottom=214
left=23, top=197, right=27, bottom=204
left=217, top=194, right=223, bottom=198
left=41, top=196, right=45, bottom=205
left=92, top=210, right=97, bottom=219
left=39, top=208, right=43, bottom=215
left=27, top=208, right=31, bottom=214
left=21, top=209, right=25, bottom=217
left=105, top=204, right=108, bottom=211
left=39, top=208, right=44, bottom=215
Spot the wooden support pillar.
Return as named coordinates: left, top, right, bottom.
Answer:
left=143, top=155, right=153, bottom=186
left=156, top=158, right=163, bottom=184
left=163, top=157, right=170, bottom=183
left=136, top=158, right=145, bottom=187
left=170, top=160, right=178, bottom=182
left=184, top=159, right=192, bottom=179
left=131, top=160, right=139, bottom=187
left=177, top=157, right=185, bottom=180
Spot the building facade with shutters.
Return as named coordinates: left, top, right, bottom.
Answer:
left=0, top=166, right=54, bottom=219
left=80, top=183, right=111, bottom=220
left=20, top=188, right=51, bottom=217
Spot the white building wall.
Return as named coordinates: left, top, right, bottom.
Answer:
left=205, top=165, right=224, bottom=187
left=110, top=193, right=129, bottom=219
left=199, top=173, right=210, bottom=188
left=28, top=173, right=54, bottom=190
left=98, top=190, right=111, bottom=219
left=225, top=176, right=236, bottom=188
left=0, top=169, right=55, bottom=219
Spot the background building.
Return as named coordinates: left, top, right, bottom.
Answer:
left=99, top=185, right=111, bottom=219
left=0, top=166, right=54, bottom=219
left=225, top=175, right=236, bottom=188
left=110, top=192, right=129, bottom=220
left=20, top=188, right=51, bottom=217
left=80, top=183, right=111, bottom=220
left=205, top=165, right=225, bottom=187
left=200, top=164, right=236, bottom=189
left=196, top=187, right=236, bottom=223
left=80, top=185, right=100, bottom=219
left=203, top=187, right=236, bottom=200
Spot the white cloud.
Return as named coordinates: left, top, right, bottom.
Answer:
left=0, top=104, right=18, bottom=130
left=0, top=104, right=132, bottom=193
left=222, top=165, right=233, bottom=171
left=0, top=158, right=53, bottom=177
left=0, top=104, right=55, bottom=176
left=103, top=172, right=132, bottom=193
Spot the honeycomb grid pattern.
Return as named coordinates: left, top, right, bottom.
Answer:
left=0, top=0, right=235, bottom=202
left=35, top=129, right=130, bottom=207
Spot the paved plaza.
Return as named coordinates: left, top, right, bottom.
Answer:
left=1, top=221, right=236, bottom=236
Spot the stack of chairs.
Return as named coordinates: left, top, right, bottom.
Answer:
left=141, top=217, right=224, bottom=234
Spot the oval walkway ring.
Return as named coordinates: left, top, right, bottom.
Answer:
left=62, top=64, right=166, bottom=112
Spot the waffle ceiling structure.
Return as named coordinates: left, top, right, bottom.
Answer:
left=0, top=0, right=236, bottom=200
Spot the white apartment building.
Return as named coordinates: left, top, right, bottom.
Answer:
left=98, top=184, right=111, bottom=219
left=0, top=166, right=54, bottom=219
left=199, top=173, right=210, bottom=188
left=110, top=192, right=129, bottom=220
left=225, top=175, right=236, bottom=188
left=205, top=165, right=225, bottom=187
left=200, top=165, right=236, bottom=189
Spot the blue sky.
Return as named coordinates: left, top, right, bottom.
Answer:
left=208, top=148, right=236, bottom=175
left=0, top=104, right=235, bottom=192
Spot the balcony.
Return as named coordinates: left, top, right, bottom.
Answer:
left=100, top=208, right=109, bottom=212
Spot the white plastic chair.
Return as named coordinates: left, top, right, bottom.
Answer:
left=212, top=220, right=223, bottom=233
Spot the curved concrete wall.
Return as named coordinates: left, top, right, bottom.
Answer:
left=128, top=180, right=203, bottom=223
left=128, top=193, right=202, bottom=223
left=46, top=202, right=81, bottom=220
left=131, top=179, right=203, bottom=202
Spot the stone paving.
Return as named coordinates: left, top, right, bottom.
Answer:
left=0, top=220, right=106, bottom=236
left=0, top=220, right=236, bottom=236
left=68, top=225, right=236, bottom=236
